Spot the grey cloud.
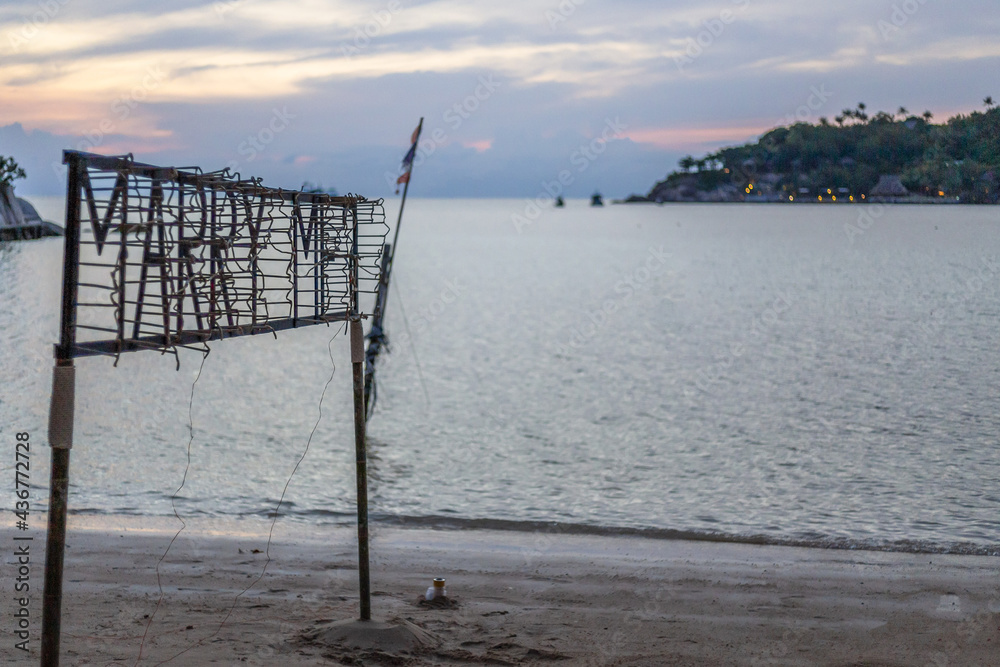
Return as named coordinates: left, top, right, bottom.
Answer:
left=4, top=0, right=1000, bottom=198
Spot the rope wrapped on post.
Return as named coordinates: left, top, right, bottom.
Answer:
left=47, top=365, right=76, bottom=449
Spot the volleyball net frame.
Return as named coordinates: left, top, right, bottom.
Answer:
left=41, top=150, right=388, bottom=665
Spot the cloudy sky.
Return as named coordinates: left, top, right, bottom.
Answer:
left=2, top=0, right=998, bottom=197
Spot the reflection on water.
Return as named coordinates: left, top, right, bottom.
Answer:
left=3, top=198, right=999, bottom=554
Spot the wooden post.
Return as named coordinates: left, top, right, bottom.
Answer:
left=42, top=152, right=83, bottom=666
left=349, top=201, right=371, bottom=620
left=351, top=319, right=371, bottom=620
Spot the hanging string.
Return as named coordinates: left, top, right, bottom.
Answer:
left=391, top=280, right=431, bottom=407
left=150, top=324, right=344, bottom=666
left=135, top=349, right=210, bottom=665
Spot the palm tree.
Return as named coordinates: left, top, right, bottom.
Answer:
left=835, top=115, right=845, bottom=127
left=853, top=104, right=868, bottom=123
left=922, top=110, right=933, bottom=122
left=0, top=155, right=26, bottom=186
left=985, top=96, right=995, bottom=108
left=897, top=106, right=908, bottom=119
left=679, top=155, right=696, bottom=173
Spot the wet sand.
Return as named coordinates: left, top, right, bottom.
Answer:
left=2, top=517, right=998, bottom=665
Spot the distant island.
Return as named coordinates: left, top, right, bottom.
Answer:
left=627, top=100, right=1000, bottom=204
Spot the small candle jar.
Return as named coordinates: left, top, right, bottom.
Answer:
left=425, top=577, right=447, bottom=600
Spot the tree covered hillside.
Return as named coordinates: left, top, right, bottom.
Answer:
left=644, top=100, right=1000, bottom=203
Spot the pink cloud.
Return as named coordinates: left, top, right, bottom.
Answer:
left=624, top=124, right=771, bottom=150
left=462, top=139, right=493, bottom=153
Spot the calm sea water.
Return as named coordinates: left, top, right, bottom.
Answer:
left=3, top=197, right=999, bottom=555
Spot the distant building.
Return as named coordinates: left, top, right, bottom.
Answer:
left=869, top=175, right=908, bottom=198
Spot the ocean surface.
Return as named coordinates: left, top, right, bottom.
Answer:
left=3, top=197, right=999, bottom=555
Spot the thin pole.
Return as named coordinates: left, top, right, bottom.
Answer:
left=349, top=203, right=371, bottom=620
left=350, top=320, right=370, bottom=620
left=363, top=118, right=424, bottom=415
left=42, top=152, right=83, bottom=667
left=363, top=243, right=392, bottom=418
left=41, top=450, right=70, bottom=666
left=389, top=117, right=423, bottom=267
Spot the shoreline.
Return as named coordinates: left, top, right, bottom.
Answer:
left=614, top=198, right=977, bottom=205
left=3, top=517, right=999, bottom=664
left=58, top=511, right=1000, bottom=557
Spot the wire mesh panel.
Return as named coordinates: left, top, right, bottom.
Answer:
left=62, top=151, right=387, bottom=360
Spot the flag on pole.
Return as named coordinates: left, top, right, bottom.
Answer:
left=395, top=120, right=422, bottom=194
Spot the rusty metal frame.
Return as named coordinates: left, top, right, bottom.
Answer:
left=41, top=150, right=388, bottom=665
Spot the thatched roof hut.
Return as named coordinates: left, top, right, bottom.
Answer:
left=870, top=175, right=908, bottom=198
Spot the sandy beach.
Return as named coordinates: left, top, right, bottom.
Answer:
left=1, top=517, right=997, bottom=665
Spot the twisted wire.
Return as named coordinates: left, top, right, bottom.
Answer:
left=69, top=152, right=386, bottom=364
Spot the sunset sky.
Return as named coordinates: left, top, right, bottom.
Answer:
left=2, top=0, right=998, bottom=197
